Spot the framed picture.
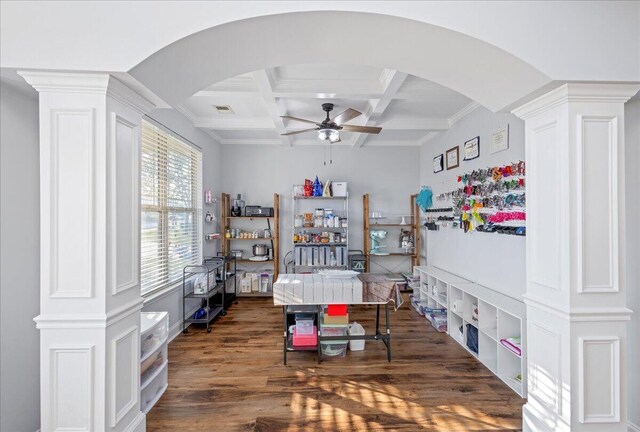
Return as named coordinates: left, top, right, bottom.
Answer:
left=446, top=146, right=459, bottom=170
left=491, top=124, right=509, bottom=154
left=463, top=136, right=480, bottom=161
left=433, top=154, right=444, bottom=173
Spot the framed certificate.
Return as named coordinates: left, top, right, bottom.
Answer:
left=433, top=154, right=444, bottom=173
left=491, top=125, right=509, bottom=154
left=463, top=136, right=480, bottom=161
left=446, top=146, right=459, bottom=170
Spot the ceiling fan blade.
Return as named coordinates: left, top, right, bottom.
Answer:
left=331, top=108, right=361, bottom=125
left=340, top=124, right=382, bottom=134
left=281, top=128, right=318, bottom=136
left=281, top=115, right=319, bottom=125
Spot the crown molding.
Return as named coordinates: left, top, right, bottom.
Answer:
left=106, top=77, right=155, bottom=114
left=512, top=83, right=640, bottom=120
left=17, top=71, right=155, bottom=113
left=175, top=103, right=199, bottom=123
left=219, top=138, right=282, bottom=145
left=18, top=70, right=110, bottom=94
left=194, top=117, right=276, bottom=130
left=417, top=131, right=441, bottom=146
left=448, top=101, right=481, bottom=127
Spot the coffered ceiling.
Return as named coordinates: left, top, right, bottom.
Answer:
left=177, top=64, right=478, bottom=147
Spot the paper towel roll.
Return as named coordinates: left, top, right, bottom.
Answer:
left=452, top=300, right=463, bottom=313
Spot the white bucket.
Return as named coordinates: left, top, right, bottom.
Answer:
left=348, top=322, right=365, bottom=351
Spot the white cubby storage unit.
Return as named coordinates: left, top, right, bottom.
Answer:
left=413, top=266, right=526, bottom=397
left=140, top=311, right=169, bottom=413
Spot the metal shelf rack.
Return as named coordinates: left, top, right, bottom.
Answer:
left=292, top=190, right=349, bottom=273
left=182, top=257, right=227, bottom=333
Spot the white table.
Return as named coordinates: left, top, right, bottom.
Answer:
left=275, top=273, right=403, bottom=363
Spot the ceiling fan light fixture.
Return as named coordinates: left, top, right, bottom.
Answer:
left=318, top=128, right=339, bottom=142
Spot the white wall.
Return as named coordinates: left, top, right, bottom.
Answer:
left=220, top=144, right=420, bottom=274
left=2, top=1, right=638, bottom=82
left=141, top=109, right=223, bottom=338
left=419, top=106, right=526, bottom=299
left=625, top=96, right=640, bottom=430
left=0, top=78, right=40, bottom=432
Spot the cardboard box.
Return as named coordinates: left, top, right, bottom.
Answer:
left=323, top=313, right=349, bottom=325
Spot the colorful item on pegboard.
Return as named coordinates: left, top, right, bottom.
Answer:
left=430, top=160, right=526, bottom=234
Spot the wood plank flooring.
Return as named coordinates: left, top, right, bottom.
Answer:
left=146, top=298, right=524, bottom=431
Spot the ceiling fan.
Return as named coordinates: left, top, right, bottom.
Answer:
left=280, top=103, right=382, bottom=143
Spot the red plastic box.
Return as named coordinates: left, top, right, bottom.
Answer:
left=327, top=304, right=347, bottom=316
left=293, top=326, right=317, bottom=347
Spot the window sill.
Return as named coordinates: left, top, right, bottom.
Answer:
left=142, top=281, right=183, bottom=306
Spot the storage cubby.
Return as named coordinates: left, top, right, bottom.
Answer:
left=463, top=293, right=479, bottom=328
left=435, top=279, right=448, bottom=305
left=497, top=309, right=521, bottom=342
left=479, top=300, right=498, bottom=341
left=449, top=313, right=464, bottom=345
left=413, top=265, right=526, bottom=398
left=479, top=331, right=498, bottom=373
left=449, top=285, right=464, bottom=317
left=462, top=320, right=479, bottom=357
left=498, top=344, right=523, bottom=394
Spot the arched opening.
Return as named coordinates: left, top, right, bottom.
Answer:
left=130, top=11, right=550, bottom=112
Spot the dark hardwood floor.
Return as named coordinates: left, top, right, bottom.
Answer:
left=146, top=298, right=524, bottom=431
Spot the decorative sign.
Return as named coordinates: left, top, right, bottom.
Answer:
left=463, top=136, right=480, bottom=161
left=433, top=154, right=444, bottom=173
left=491, top=125, right=509, bottom=154
left=446, top=146, right=459, bottom=170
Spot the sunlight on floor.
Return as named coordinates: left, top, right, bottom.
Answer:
left=283, top=371, right=518, bottom=431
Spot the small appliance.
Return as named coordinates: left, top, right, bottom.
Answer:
left=245, top=206, right=274, bottom=217
left=230, top=194, right=245, bottom=217
left=252, top=244, right=269, bottom=257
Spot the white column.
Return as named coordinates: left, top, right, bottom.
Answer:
left=512, top=83, right=639, bottom=432
left=19, top=71, right=154, bottom=432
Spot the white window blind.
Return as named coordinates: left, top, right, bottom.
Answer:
left=141, top=120, right=202, bottom=295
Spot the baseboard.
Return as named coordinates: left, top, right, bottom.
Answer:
left=168, top=305, right=199, bottom=342
left=123, top=411, right=146, bottom=432
left=629, top=421, right=640, bottom=432
left=169, top=319, right=184, bottom=342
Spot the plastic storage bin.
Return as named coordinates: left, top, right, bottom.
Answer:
left=348, top=322, right=365, bottom=351
left=295, top=313, right=315, bottom=335
left=295, top=319, right=314, bottom=335
left=292, top=325, right=318, bottom=347
left=141, top=361, right=168, bottom=413
left=320, top=317, right=348, bottom=357
left=141, top=345, right=167, bottom=387
left=140, top=312, right=169, bottom=360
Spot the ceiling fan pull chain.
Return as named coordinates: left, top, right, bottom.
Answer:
left=324, top=143, right=327, bottom=166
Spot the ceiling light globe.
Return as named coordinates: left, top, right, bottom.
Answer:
left=318, top=129, right=329, bottom=140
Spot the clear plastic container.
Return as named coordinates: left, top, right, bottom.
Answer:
left=320, top=315, right=348, bottom=356
left=141, top=362, right=168, bottom=413
left=140, top=312, right=168, bottom=360
left=295, top=319, right=314, bottom=335
left=141, top=345, right=167, bottom=388
left=321, top=342, right=348, bottom=357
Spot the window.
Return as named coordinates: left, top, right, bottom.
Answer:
left=140, top=120, right=202, bottom=295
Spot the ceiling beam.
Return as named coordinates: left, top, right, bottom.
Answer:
left=377, top=119, right=451, bottom=130
left=252, top=69, right=292, bottom=146
left=192, top=118, right=275, bottom=130
left=351, top=70, right=409, bottom=148
left=192, top=88, right=461, bottom=101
